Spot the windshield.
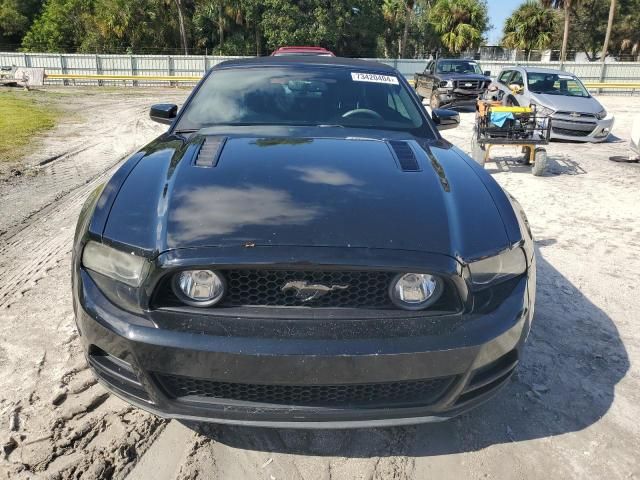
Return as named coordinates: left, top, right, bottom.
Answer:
left=175, top=66, right=430, bottom=135
left=436, top=60, right=482, bottom=75
left=527, top=72, right=590, bottom=97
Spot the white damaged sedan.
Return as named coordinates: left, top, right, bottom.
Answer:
left=491, top=66, right=614, bottom=142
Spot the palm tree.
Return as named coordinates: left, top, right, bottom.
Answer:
left=502, top=1, right=556, bottom=60
left=541, top=0, right=580, bottom=62
left=601, top=0, right=616, bottom=61
left=428, top=0, right=488, bottom=54
left=381, top=0, right=403, bottom=57
left=400, top=0, right=415, bottom=58
left=174, top=0, right=188, bottom=54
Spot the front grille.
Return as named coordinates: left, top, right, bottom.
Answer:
left=552, top=127, right=593, bottom=137
left=453, top=79, right=485, bottom=89
left=223, top=270, right=395, bottom=308
left=555, top=111, right=595, bottom=119
left=156, top=373, right=454, bottom=408
left=153, top=269, right=460, bottom=311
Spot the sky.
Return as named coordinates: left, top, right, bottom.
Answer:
left=486, top=0, right=520, bottom=45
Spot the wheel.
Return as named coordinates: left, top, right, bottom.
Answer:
left=532, top=148, right=547, bottom=176
left=521, top=146, right=532, bottom=165
left=470, top=128, right=486, bottom=166
left=430, top=91, right=441, bottom=109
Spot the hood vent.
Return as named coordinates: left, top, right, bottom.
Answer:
left=195, top=136, right=227, bottom=167
left=388, top=141, right=420, bottom=172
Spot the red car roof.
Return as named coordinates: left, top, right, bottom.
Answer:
left=271, top=46, right=335, bottom=56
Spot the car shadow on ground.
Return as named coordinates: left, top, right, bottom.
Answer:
left=184, top=247, right=629, bottom=457
left=485, top=154, right=587, bottom=176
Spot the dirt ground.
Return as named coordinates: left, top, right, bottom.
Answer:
left=0, top=88, right=639, bottom=480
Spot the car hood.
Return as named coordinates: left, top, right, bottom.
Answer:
left=530, top=92, right=603, bottom=114
left=102, top=129, right=512, bottom=258
left=438, top=73, right=489, bottom=82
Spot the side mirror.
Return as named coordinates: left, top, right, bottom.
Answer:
left=484, top=70, right=491, bottom=77
left=150, top=103, right=178, bottom=124
left=432, top=108, right=460, bottom=131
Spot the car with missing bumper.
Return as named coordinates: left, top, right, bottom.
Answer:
left=72, top=56, right=535, bottom=428
left=414, top=58, right=491, bottom=109
left=491, top=66, right=614, bottom=142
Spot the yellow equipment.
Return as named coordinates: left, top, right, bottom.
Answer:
left=471, top=101, right=552, bottom=176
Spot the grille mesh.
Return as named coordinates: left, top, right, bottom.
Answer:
left=552, top=127, right=593, bottom=137
left=454, top=79, right=483, bottom=89
left=221, top=270, right=396, bottom=308
left=157, top=374, right=453, bottom=408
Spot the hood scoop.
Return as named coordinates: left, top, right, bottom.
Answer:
left=388, top=140, right=420, bottom=172
left=194, top=136, right=227, bottom=167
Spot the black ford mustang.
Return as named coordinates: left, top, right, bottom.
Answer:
left=72, top=57, right=535, bottom=428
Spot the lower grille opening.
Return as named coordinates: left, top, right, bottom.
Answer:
left=155, top=374, right=455, bottom=409
left=88, top=346, right=151, bottom=402
left=455, top=349, right=518, bottom=406
left=552, top=127, right=593, bottom=137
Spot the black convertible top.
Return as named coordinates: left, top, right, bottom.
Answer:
left=215, top=56, right=396, bottom=73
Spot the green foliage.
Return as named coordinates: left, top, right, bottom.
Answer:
left=616, top=0, right=640, bottom=57
left=428, top=0, right=489, bottom=53
left=8, top=0, right=634, bottom=59
left=502, top=0, right=557, bottom=56
left=546, top=0, right=640, bottom=60
left=380, top=0, right=439, bottom=58
left=0, top=0, right=42, bottom=47
left=258, top=0, right=383, bottom=56
left=80, top=0, right=185, bottom=53
left=21, top=0, right=93, bottom=52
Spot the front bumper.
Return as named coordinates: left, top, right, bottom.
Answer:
left=75, top=269, right=534, bottom=428
left=550, top=114, right=615, bottom=142
left=437, top=88, right=485, bottom=107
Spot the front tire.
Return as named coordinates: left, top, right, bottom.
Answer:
left=532, top=148, right=547, bottom=176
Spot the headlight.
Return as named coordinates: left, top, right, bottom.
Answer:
left=172, top=270, right=226, bottom=307
left=468, top=247, right=527, bottom=288
left=533, top=104, right=554, bottom=117
left=82, top=241, right=149, bottom=287
left=595, top=109, right=607, bottom=120
left=389, top=273, right=444, bottom=310
left=439, top=80, right=453, bottom=88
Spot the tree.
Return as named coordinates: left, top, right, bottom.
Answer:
left=600, top=0, right=615, bottom=62
left=541, top=0, right=582, bottom=62
left=259, top=0, right=382, bottom=57
left=502, top=0, right=556, bottom=60
left=400, top=0, right=415, bottom=57
left=617, top=0, right=640, bottom=59
left=174, top=0, right=189, bottom=54
left=21, top=0, right=93, bottom=52
left=0, top=0, right=43, bottom=48
left=428, top=0, right=488, bottom=54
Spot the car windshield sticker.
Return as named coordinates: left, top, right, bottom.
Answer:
left=559, top=74, right=574, bottom=79
left=351, top=72, right=399, bottom=85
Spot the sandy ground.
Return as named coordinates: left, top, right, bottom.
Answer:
left=0, top=89, right=639, bottom=479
